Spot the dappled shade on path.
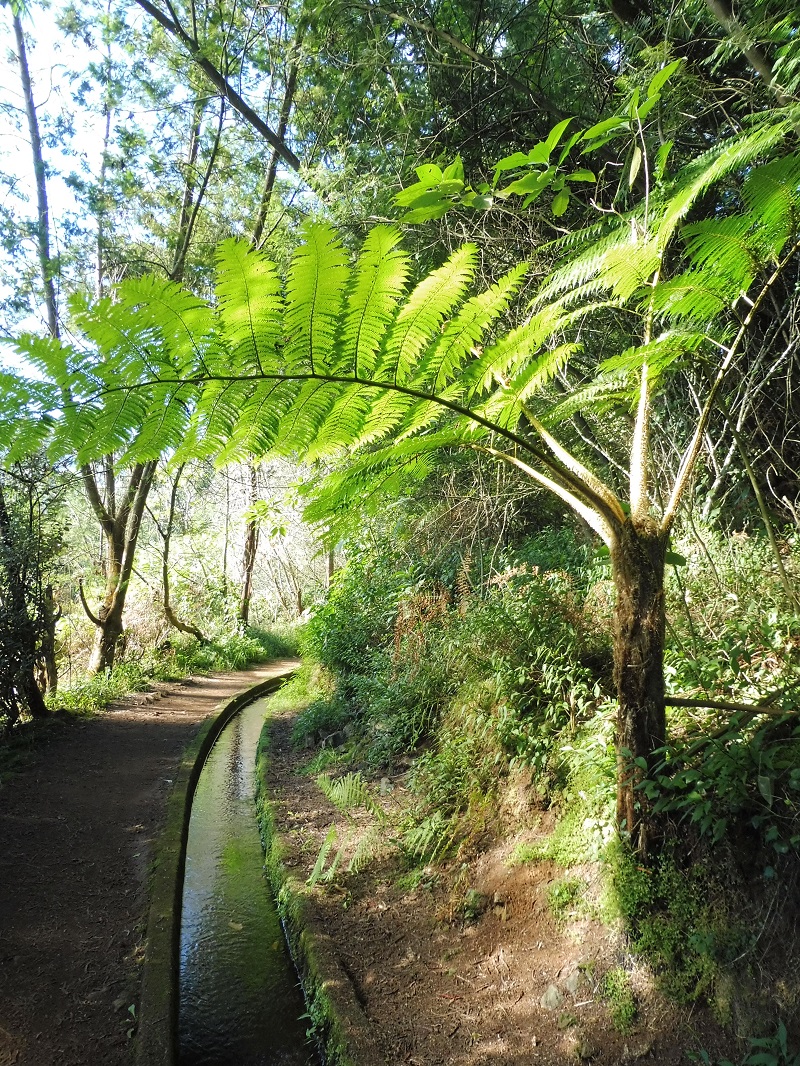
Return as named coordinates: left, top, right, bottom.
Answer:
left=0, top=662, right=297, bottom=1066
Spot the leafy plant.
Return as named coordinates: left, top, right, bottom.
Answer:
left=688, top=1023, right=800, bottom=1066
left=601, top=967, right=637, bottom=1033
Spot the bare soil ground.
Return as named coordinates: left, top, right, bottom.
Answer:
left=0, top=662, right=295, bottom=1066
left=264, top=705, right=743, bottom=1066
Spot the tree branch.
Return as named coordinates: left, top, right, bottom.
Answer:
left=78, top=578, right=102, bottom=628
left=132, top=0, right=302, bottom=171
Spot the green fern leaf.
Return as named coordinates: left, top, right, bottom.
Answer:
left=333, top=225, right=409, bottom=377
left=284, top=222, right=350, bottom=374
left=379, top=244, right=477, bottom=384
left=413, top=262, right=529, bottom=391
left=215, top=238, right=283, bottom=375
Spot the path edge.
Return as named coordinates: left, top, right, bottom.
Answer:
left=136, top=668, right=295, bottom=1066
left=255, top=726, right=388, bottom=1066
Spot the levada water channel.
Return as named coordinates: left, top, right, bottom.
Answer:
left=178, top=694, right=319, bottom=1065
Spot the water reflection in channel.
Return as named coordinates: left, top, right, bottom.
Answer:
left=178, top=696, right=318, bottom=1066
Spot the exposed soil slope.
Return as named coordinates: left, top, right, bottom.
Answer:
left=0, top=663, right=296, bottom=1066
left=263, top=705, right=743, bottom=1066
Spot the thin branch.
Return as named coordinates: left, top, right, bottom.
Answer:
left=132, top=0, right=302, bottom=170
left=78, top=578, right=102, bottom=628
left=666, top=695, right=789, bottom=718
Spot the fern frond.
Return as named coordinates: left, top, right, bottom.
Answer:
left=284, top=222, right=350, bottom=374
left=348, top=823, right=386, bottom=874
left=403, top=811, right=457, bottom=861
left=549, top=377, right=633, bottom=421
left=651, top=274, right=734, bottom=324
left=333, top=225, right=409, bottom=377
left=656, top=112, right=795, bottom=245
left=413, top=262, right=529, bottom=391
left=681, top=216, right=760, bottom=291
left=215, top=238, right=283, bottom=375
left=741, top=152, right=800, bottom=260
left=316, top=771, right=381, bottom=817
left=307, top=827, right=338, bottom=887
left=379, top=244, right=477, bottom=384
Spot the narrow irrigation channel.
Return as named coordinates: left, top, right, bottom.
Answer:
left=178, top=694, right=318, bottom=1066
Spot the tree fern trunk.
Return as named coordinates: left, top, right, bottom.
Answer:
left=611, top=518, right=667, bottom=856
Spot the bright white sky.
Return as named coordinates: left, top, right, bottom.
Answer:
left=0, top=4, right=105, bottom=362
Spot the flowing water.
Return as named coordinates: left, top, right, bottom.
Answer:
left=178, top=695, right=318, bottom=1066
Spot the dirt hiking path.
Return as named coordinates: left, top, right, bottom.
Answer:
left=0, top=662, right=296, bottom=1066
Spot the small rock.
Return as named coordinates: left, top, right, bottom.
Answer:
left=380, top=777, right=392, bottom=794
left=540, top=983, right=564, bottom=1010
left=622, top=1037, right=654, bottom=1060
left=564, top=969, right=582, bottom=995
left=493, top=891, right=505, bottom=905
left=568, top=1029, right=595, bottom=1060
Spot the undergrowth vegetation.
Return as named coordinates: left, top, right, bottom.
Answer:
left=48, top=626, right=299, bottom=716
left=292, top=518, right=800, bottom=1047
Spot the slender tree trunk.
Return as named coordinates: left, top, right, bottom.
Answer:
left=611, top=518, right=668, bottom=856
left=157, top=465, right=207, bottom=641
left=12, top=11, right=59, bottom=338
left=239, top=464, right=259, bottom=627
left=251, top=17, right=305, bottom=246
left=40, top=584, right=60, bottom=695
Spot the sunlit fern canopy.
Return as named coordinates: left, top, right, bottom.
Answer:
left=3, top=111, right=800, bottom=545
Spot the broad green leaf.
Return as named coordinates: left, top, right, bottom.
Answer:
left=581, top=116, right=628, bottom=140
left=464, top=193, right=493, bottom=210
left=566, top=169, right=596, bottom=182
left=544, top=117, right=573, bottom=153
left=443, top=156, right=464, bottom=181
left=415, top=163, right=442, bottom=183
left=493, top=151, right=534, bottom=177
left=647, top=58, right=683, bottom=99
left=655, top=141, right=673, bottom=182
left=401, top=203, right=451, bottom=223
left=500, top=167, right=555, bottom=197
left=396, top=180, right=440, bottom=206
left=552, top=189, right=570, bottom=216
left=629, top=145, right=643, bottom=188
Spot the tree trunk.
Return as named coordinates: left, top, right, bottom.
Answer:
left=40, top=585, right=60, bottom=695
left=611, top=518, right=668, bottom=856
left=239, top=464, right=259, bottom=627
left=158, top=465, right=207, bottom=642
left=83, top=459, right=157, bottom=674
